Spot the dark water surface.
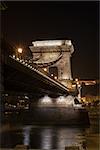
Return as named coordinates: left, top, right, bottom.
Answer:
left=0, top=112, right=99, bottom=150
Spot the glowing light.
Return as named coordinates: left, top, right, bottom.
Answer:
left=72, top=84, right=76, bottom=88
left=19, top=59, right=22, bottom=62
left=23, top=126, right=31, bottom=146
left=78, top=84, right=81, bottom=87
left=56, top=96, right=67, bottom=105
left=22, top=61, right=25, bottom=64
left=40, top=128, right=52, bottom=150
left=56, top=95, right=75, bottom=106
left=38, top=95, right=52, bottom=105
left=38, top=95, right=82, bottom=108
left=75, top=78, right=78, bottom=82
left=18, top=48, right=23, bottom=53
left=84, top=81, right=96, bottom=85
left=32, top=40, right=65, bottom=47
left=44, top=68, right=47, bottom=72
left=25, top=96, right=29, bottom=99
left=16, top=58, right=19, bottom=60
left=65, top=40, right=72, bottom=46
left=65, top=95, right=75, bottom=105
left=13, top=55, right=15, bottom=58
left=32, top=40, right=73, bottom=47
left=13, top=105, right=16, bottom=108
left=51, top=74, right=53, bottom=77
left=25, top=63, right=28, bottom=66
left=54, top=76, right=57, bottom=79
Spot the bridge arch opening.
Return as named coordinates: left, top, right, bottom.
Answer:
left=49, top=66, right=58, bottom=79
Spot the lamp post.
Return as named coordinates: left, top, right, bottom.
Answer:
left=17, top=48, right=23, bottom=59
left=75, top=78, right=82, bottom=102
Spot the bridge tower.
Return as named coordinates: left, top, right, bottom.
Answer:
left=29, top=40, right=74, bottom=88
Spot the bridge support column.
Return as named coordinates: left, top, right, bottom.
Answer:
left=57, top=52, right=72, bottom=80
left=56, top=52, right=73, bottom=88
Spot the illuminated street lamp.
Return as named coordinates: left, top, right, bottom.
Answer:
left=17, top=48, right=23, bottom=59
left=18, top=48, right=23, bottom=54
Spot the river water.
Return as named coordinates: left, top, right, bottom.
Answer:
left=0, top=109, right=99, bottom=150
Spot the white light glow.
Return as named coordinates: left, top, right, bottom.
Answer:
left=40, top=128, right=52, bottom=150
left=18, top=48, right=23, bottom=53
left=13, top=55, right=15, bottom=58
left=25, top=96, right=29, bottom=99
left=56, top=95, right=75, bottom=106
left=78, top=84, right=81, bottom=87
left=54, top=76, right=57, bottom=79
left=38, top=95, right=53, bottom=105
left=38, top=95, right=81, bottom=107
left=19, top=59, right=23, bottom=62
left=23, top=126, right=31, bottom=146
left=25, top=63, right=28, bottom=66
left=72, top=84, right=76, bottom=88
left=65, top=40, right=72, bottom=46
left=56, top=96, right=67, bottom=105
left=75, top=78, right=78, bottom=82
left=51, top=74, right=53, bottom=77
left=32, top=40, right=65, bottom=47
left=44, top=68, right=47, bottom=72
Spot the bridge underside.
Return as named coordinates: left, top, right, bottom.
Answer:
left=3, top=56, right=72, bottom=97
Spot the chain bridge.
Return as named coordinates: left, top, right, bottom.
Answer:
left=1, top=39, right=77, bottom=97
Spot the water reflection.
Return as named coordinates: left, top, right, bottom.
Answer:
left=40, top=128, right=53, bottom=149
left=23, top=126, right=86, bottom=149
left=0, top=124, right=99, bottom=150
left=23, top=126, right=32, bottom=146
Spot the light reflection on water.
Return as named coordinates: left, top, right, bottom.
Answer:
left=56, top=128, right=84, bottom=149
left=0, top=93, right=99, bottom=149
left=0, top=122, right=99, bottom=150
left=23, top=126, right=32, bottom=146
left=40, top=128, right=53, bottom=150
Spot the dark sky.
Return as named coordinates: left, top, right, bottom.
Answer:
left=1, top=1, right=99, bottom=80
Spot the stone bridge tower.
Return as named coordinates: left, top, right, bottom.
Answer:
left=29, top=40, right=74, bottom=88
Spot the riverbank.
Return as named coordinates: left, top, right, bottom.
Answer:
left=85, top=106, right=100, bottom=150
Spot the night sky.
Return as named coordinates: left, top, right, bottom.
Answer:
left=1, top=1, right=99, bottom=80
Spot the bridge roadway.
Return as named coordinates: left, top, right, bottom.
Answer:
left=4, top=55, right=73, bottom=97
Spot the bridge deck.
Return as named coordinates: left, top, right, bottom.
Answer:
left=4, top=55, right=73, bottom=96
